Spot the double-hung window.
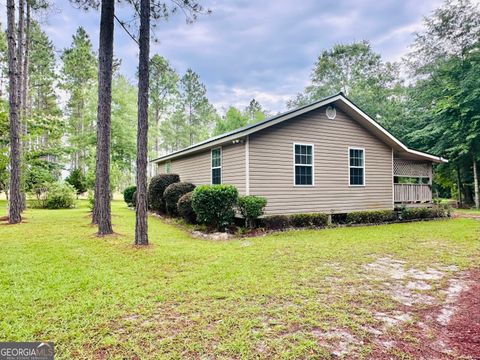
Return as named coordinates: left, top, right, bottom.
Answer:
left=349, top=148, right=365, bottom=186
left=211, top=148, right=222, bottom=184
left=294, top=144, right=314, bottom=186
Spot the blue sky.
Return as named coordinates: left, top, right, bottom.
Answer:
left=3, top=0, right=447, bottom=112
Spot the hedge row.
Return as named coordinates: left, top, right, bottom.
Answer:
left=262, top=213, right=329, bottom=230
left=261, top=205, right=450, bottom=231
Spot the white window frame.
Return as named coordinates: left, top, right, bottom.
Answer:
left=211, top=147, right=222, bottom=184
left=293, top=143, right=315, bottom=187
left=348, top=146, right=366, bottom=187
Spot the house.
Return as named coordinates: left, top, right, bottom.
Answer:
left=151, top=93, right=447, bottom=215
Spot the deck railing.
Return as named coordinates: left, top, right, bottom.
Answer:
left=394, top=184, right=432, bottom=203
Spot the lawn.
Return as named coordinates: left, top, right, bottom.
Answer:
left=0, top=200, right=479, bottom=359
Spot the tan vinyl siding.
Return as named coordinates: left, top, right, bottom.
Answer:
left=222, top=142, right=246, bottom=194
left=156, top=142, right=246, bottom=195
left=249, top=106, right=393, bottom=215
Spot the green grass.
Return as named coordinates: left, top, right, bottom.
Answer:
left=0, top=200, right=479, bottom=359
left=455, top=208, right=480, bottom=215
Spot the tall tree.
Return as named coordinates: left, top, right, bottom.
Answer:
left=61, top=27, right=97, bottom=173
left=7, top=0, right=22, bottom=223
left=288, top=41, right=402, bottom=122
left=135, top=0, right=150, bottom=245
left=405, top=0, right=480, bottom=207
left=148, top=55, right=178, bottom=158
left=24, top=22, right=63, bottom=195
left=213, top=106, right=249, bottom=136
left=244, top=98, right=267, bottom=122
left=180, top=68, right=210, bottom=145
left=92, top=0, right=115, bottom=235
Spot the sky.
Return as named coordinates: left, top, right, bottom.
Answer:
left=2, top=0, right=450, bottom=113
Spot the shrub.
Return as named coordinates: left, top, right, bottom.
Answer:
left=131, top=190, right=137, bottom=208
left=87, top=190, right=94, bottom=211
left=261, top=215, right=290, bottom=230
left=65, top=168, right=88, bottom=195
left=123, top=185, right=137, bottom=206
left=177, top=191, right=196, bottom=223
left=400, top=205, right=450, bottom=220
left=163, top=182, right=196, bottom=216
left=346, top=210, right=398, bottom=224
left=191, top=184, right=238, bottom=231
left=237, top=195, right=267, bottom=228
left=32, top=182, right=76, bottom=209
left=148, top=174, right=180, bottom=212
left=290, top=213, right=329, bottom=228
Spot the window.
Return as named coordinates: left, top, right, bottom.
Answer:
left=164, top=161, right=171, bottom=173
left=294, top=144, right=314, bottom=186
left=349, top=148, right=365, bottom=186
left=211, top=148, right=222, bottom=184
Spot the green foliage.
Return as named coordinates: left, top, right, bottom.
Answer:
left=163, top=182, right=196, bottom=216
left=288, top=41, right=402, bottom=124
left=149, top=55, right=179, bottom=159
left=131, top=190, right=137, bottom=208
left=24, top=162, right=58, bottom=194
left=33, top=182, right=76, bottom=209
left=148, top=174, right=180, bottom=212
left=191, top=185, right=238, bottom=231
left=400, top=205, right=451, bottom=220
left=346, top=210, right=398, bottom=224
left=237, top=195, right=267, bottom=228
left=261, top=215, right=290, bottom=230
left=213, top=100, right=267, bottom=136
left=177, top=191, right=196, bottom=223
left=87, top=190, right=94, bottom=211
left=123, top=185, right=137, bottom=206
left=65, top=168, right=88, bottom=195
left=290, top=213, right=329, bottom=228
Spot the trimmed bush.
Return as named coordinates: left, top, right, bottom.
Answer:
left=163, top=182, right=196, bottom=215
left=261, top=215, right=290, bottom=230
left=191, top=184, right=238, bottom=231
left=346, top=210, right=398, bottom=224
left=33, top=182, right=76, bottom=209
left=177, top=191, right=196, bottom=223
left=237, top=195, right=267, bottom=228
left=131, top=190, right=137, bottom=208
left=290, top=213, right=329, bottom=228
left=123, top=185, right=137, bottom=206
left=400, top=205, right=450, bottom=220
left=148, top=174, right=180, bottom=212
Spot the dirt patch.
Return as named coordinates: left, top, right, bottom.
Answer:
left=312, top=328, right=363, bottom=357
left=444, top=270, right=480, bottom=357
left=369, top=268, right=480, bottom=359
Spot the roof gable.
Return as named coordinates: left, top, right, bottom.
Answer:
left=152, top=93, right=447, bottom=163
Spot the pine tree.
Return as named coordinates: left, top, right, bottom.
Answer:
left=135, top=0, right=150, bottom=245
left=6, top=0, right=22, bottom=224
left=61, top=27, right=97, bottom=173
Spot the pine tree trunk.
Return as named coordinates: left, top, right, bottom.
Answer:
left=17, top=0, right=26, bottom=212
left=456, top=165, right=462, bottom=206
left=7, top=0, right=22, bottom=224
left=93, top=0, right=115, bottom=235
left=135, top=0, right=150, bottom=246
left=22, top=0, right=30, bottom=136
left=473, top=158, right=479, bottom=210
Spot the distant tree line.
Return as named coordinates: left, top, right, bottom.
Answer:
left=289, top=0, right=480, bottom=208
